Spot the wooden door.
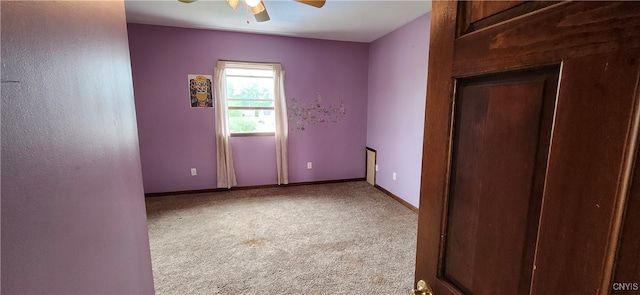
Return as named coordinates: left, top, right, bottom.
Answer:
left=415, top=2, right=640, bottom=295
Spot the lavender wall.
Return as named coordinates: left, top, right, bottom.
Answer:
left=367, top=13, right=431, bottom=208
left=128, top=24, right=369, bottom=193
left=1, top=1, right=154, bottom=294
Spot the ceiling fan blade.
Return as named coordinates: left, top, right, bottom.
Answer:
left=226, top=0, right=239, bottom=10
left=294, top=0, right=325, bottom=8
left=178, top=0, right=198, bottom=3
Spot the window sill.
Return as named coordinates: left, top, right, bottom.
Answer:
left=230, top=132, right=275, bottom=137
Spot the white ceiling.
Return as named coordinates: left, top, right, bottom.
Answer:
left=125, top=0, right=432, bottom=43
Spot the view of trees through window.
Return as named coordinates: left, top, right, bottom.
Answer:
left=225, top=68, right=275, bottom=134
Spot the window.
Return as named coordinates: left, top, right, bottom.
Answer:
left=225, top=66, right=275, bottom=135
left=214, top=60, right=289, bottom=186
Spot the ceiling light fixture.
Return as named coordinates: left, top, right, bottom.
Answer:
left=226, top=0, right=239, bottom=9
left=245, top=0, right=261, bottom=8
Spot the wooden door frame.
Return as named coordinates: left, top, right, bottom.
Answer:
left=415, top=1, right=640, bottom=294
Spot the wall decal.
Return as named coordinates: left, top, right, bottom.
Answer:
left=288, top=95, right=346, bottom=130
left=189, top=74, right=213, bottom=108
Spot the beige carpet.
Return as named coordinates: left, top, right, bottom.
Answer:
left=145, top=181, right=418, bottom=294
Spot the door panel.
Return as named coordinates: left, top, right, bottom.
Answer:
left=443, top=68, right=558, bottom=295
left=457, top=1, right=556, bottom=35
left=467, top=0, right=522, bottom=23
left=415, top=1, right=640, bottom=295
left=530, top=51, right=640, bottom=294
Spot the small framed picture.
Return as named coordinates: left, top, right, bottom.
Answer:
left=189, top=74, right=213, bottom=108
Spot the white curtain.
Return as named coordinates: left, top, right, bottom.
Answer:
left=273, top=64, right=289, bottom=185
left=214, top=61, right=237, bottom=188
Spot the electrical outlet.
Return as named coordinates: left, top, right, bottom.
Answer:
left=392, top=172, right=397, bottom=181
left=375, top=164, right=379, bottom=172
left=191, top=168, right=197, bottom=176
left=307, top=162, right=312, bottom=169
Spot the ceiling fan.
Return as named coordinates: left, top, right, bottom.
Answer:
left=178, top=0, right=326, bottom=23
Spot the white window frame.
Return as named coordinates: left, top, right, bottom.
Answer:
left=224, top=63, right=276, bottom=137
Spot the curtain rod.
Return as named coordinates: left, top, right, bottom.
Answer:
left=218, top=59, right=282, bottom=66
